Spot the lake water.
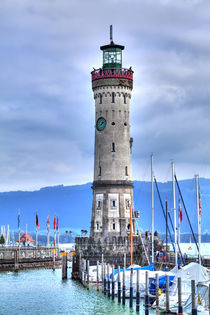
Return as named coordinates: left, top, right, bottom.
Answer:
left=0, top=266, right=153, bottom=315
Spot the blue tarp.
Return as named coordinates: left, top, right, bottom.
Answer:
left=110, top=263, right=154, bottom=279
left=149, top=275, right=175, bottom=295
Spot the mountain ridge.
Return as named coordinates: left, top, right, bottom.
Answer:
left=0, top=179, right=209, bottom=234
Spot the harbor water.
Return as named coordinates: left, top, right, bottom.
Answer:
left=0, top=266, right=153, bottom=315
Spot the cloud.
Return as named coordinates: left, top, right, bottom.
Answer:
left=0, top=0, right=210, bottom=190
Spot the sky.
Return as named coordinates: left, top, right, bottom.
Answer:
left=1, top=0, right=210, bottom=191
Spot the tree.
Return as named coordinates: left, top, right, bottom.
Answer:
left=154, top=230, right=158, bottom=237
left=0, top=234, right=5, bottom=245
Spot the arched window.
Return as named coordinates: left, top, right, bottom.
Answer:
left=112, top=92, right=115, bottom=103
left=113, top=223, right=116, bottom=230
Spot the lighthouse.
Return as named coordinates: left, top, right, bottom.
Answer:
left=90, top=26, right=135, bottom=240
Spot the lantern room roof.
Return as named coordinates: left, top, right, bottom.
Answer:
left=100, top=26, right=124, bottom=51
left=100, top=41, right=124, bottom=51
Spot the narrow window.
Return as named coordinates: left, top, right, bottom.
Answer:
left=99, top=94, right=102, bottom=104
left=124, top=95, right=127, bottom=104
left=113, top=200, right=116, bottom=207
left=99, top=166, right=101, bottom=176
left=112, top=92, right=115, bottom=103
left=97, top=200, right=101, bottom=208
left=113, top=223, right=116, bottom=230
left=126, top=199, right=130, bottom=209
left=96, top=222, right=99, bottom=230
left=125, top=166, right=128, bottom=176
left=112, top=142, right=115, bottom=152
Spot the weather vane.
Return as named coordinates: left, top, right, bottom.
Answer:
left=110, top=25, right=113, bottom=43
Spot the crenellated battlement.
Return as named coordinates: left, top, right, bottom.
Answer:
left=91, top=68, right=133, bottom=81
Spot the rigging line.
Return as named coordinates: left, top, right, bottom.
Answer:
left=154, top=177, right=180, bottom=264
left=154, top=177, right=184, bottom=266
left=174, top=174, right=200, bottom=257
left=167, top=211, right=185, bottom=266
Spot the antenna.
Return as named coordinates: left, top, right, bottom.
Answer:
left=110, top=25, right=113, bottom=42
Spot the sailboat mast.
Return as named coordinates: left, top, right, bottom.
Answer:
left=172, top=162, right=178, bottom=267
left=151, top=153, right=154, bottom=264
left=129, top=203, right=133, bottom=265
left=195, top=174, right=201, bottom=264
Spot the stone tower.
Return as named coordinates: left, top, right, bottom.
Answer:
left=90, top=27, right=135, bottom=240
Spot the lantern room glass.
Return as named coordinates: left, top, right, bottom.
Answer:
left=103, top=48, right=122, bottom=70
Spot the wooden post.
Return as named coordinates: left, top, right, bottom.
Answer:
left=129, top=267, right=133, bottom=308
left=118, top=266, right=121, bottom=303
left=145, top=271, right=149, bottom=315
left=101, top=262, right=104, bottom=290
left=136, top=269, right=140, bottom=312
left=155, top=273, right=159, bottom=315
left=178, top=277, right=183, bottom=315
left=62, top=251, right=67, bottom=280
left=166, top=275, right=170, bottom=313
left=124, top=252, right=126, bottom=268
left=107, top=264, right=110, bottom=298
left=79, top=253, right=82, bottom=281
left=208, top=283, right=210, bottom=314
left=104, top=263, right=107, bottom=295
left=191, top=280, right=197, bottom=315
left=14, top=249, right=19, bottom=272
left=96, top=261, right=99, bottom=291
left=87, top=260, right=90, bottom=290
left=52, top=248, right=55, bottom=271
left=122, top=266, right=126, bottom=305
left=112, top=264, right=115, bottom=300
left=81, top=259, right=84, bottom=285
left=83, top=260, right=87, bottom=288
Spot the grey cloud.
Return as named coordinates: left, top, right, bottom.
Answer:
left=0, top=0, right=210, bottom=190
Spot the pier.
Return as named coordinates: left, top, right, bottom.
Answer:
left=0, top=247, right=61, bottom=271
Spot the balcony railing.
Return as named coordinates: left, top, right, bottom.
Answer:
left=91, top=68, right=133, bottom=81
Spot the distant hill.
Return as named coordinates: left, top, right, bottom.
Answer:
left=0, top=179, right=209, bottom=237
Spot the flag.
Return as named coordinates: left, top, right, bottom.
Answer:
left=199, top=186, right=202, bottom=216
left=47, top=215, right=50, bottom=231
left=56, top=216, right=59, bottom=231
left=18, top=209, right=20, bottom=231
left=36, top=212, right=40, bottom=228
left=178, top=197, right=183, bottom=223
left=53, top=215, right=56, bottom=230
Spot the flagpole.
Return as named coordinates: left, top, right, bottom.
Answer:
left=195, top=174, right=201, bottom=264
left=172, top=162, right=178, bottom=268
left=56, top=216, right=59, bottom=248
left=57, top=229, right=59, bottom=248
left=47, top=215, right=50, bottom=247
left=54, top=215, right=56, bottom=247
left=26, top=223, right=27, bottom=246
left=178, top=196, right=181, bottom=245
left=47, top=226, right=50, bottom=247
left=18, top=209, right=21, bottom=249
left=36, top=227, right=38, bottom=247
left=151, top=153, right=154, bottom=264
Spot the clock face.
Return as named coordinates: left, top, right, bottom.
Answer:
left=96, top=117, right=106, bottom=131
